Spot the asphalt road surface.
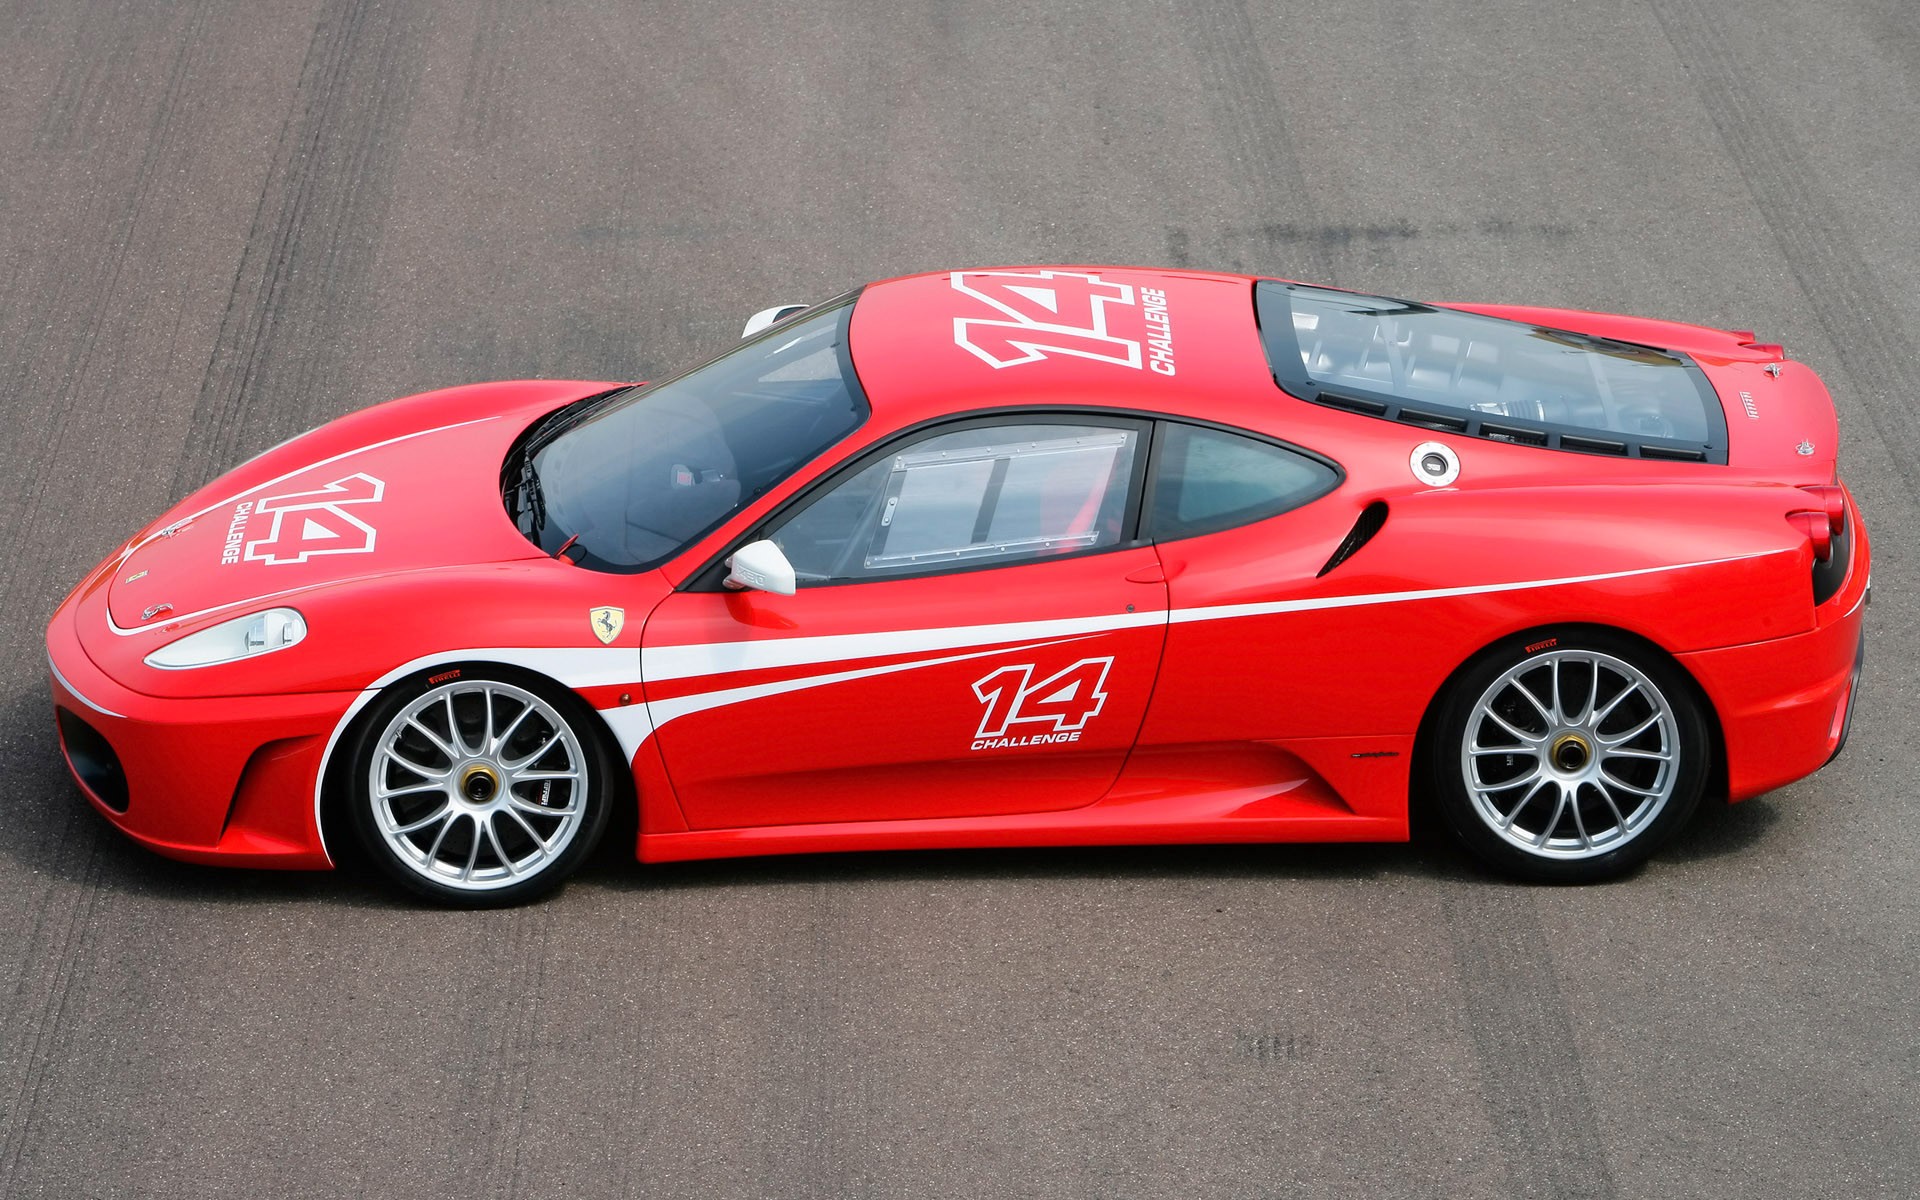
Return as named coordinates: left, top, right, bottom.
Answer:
left=3, top=2, right=1915, bottom=1197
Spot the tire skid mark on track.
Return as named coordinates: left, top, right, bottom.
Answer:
left=0, top=5, right=212, bottom=1187
left=1650, top=0, right=1920, bottom=505
left=610, top=939, right=671, bottom=1200
left=0, top=0, right=216, bottom=632
left=170, top=0, right=426, bottom=498
left=0, top=812, right=109, bottom=1198
left=453, top=904, right=554, bottom=1198
left=750, top=884, right=872, bottom=1200
left=30, top=0, right=138, bottom=152
left=1442, top=888, right=1618, bottom=1200
left=1, top=4, right=418, bottom=1191
left=0, top=2, right=1914, bottom=1194
left=610, top=917, right=695, bottom=1198
left=1171, top=1, right=1337, bottom=284
left=454, top=0, right=525, bottom=149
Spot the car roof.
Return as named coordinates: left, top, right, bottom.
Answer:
left=848, top=266, right=1276, bottom=431
left=839, top=266, right=1827, bottom=494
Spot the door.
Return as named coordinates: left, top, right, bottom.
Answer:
left=642, top=417, right=1168, bottom=829
left=1127, top=421, right=1356, bottom=747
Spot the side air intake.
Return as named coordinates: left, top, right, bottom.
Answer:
left=1318, top=501, right=1388, bottom=577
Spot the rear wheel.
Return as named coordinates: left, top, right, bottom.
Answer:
left=348, top=670, right=612, bottom=906
left=1431, top=632, right=1709, bottom=882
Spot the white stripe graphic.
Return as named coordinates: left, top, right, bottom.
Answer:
left=309, top=549, right=1781, bottom=863
left=640, top=552, right=1776, bottom=684
left=648, top=636, right=1090, bottom=727
left=1166, top=556, right=1775, bottom=624
left=48, top=653, right=126, bottom=720
left=641, top=609, right=1165, bottom=681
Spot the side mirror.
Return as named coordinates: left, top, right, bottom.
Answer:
left=724, top=540, right=797, bottom=596
left=741, top=304, right=809, bottom=339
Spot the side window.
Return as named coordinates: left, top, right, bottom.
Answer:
left=1150, top=424, right=1338, bottom=540
left=772, top=422, right=1142, bottom=584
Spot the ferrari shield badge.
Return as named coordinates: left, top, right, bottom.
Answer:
left=589, top=606, right=624, bottom=645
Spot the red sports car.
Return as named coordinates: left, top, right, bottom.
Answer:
left=47, top=268, right=1869, bottom=904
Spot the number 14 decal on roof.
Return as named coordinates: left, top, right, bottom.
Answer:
left=951, top=270, right=1176, bottom=376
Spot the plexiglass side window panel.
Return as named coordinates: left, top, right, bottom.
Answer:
left=773, top=424, right=1139, bottom=584
left=1257, top=283, right=1716, bottom=446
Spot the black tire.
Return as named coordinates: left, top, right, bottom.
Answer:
left=345, top=665, right=614, bottom=907
left=1428, top=629, right=1710, bottom=883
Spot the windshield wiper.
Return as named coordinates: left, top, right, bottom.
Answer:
left=524, top=385, right=638, bottom=458
left=506, top=450, right=546, bottom=536
left=507, top=387, right=633, bottom=538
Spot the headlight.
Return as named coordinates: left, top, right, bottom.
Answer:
left=144, top=608, right=308, bottom=669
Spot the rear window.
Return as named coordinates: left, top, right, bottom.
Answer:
left=1256, top=282, right=1726, bottom=462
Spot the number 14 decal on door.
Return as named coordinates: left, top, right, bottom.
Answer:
left=970, top=656, right=1115, bottom=751
left=951, top=270, right=1175, bottom=375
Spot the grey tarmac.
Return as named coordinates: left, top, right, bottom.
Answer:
left=1, top=2, right=1914, bottom=1197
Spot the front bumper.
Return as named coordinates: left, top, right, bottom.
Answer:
left=47, top=607, right=354, bottom=868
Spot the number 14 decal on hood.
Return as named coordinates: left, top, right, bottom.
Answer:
left=970, top=656, right=1114, bottom=751
left=232, top=473, right=386, bottom=566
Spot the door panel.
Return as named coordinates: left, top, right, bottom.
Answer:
left=642, top=551, right=1168, bottom=828
left=1139, top=504, right=1364, bottom=748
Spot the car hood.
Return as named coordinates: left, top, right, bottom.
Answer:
left=105, top=380, right=607, bottom=635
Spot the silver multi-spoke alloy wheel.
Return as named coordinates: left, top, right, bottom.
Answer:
left=1459, top=649, right=1679, bottom=859
left=367, top=678, right=592, bottom=894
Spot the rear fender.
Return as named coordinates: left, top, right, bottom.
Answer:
left=1368, top=482, right=1819, bottom=652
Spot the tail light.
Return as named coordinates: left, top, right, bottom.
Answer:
left=1789, top=511, right=1833, bottom=561
left=1798, top=484, right=1847, bottom=534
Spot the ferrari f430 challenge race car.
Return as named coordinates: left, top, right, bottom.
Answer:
left=47, top=267, right=1868, bottom=904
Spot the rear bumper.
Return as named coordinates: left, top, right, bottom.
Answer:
left=1824, top=622, right=1866, bottom=767
left=1679, top=509, right=1870, bottom=802
left=47, top=610, right=351, bottom=868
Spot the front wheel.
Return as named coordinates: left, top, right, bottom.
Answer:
left=1430, top=632, right=1710, bottom=883
left=347, top=669, right=613, bottom=906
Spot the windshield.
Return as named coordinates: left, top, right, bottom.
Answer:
left=1257, top=283, right=1721, bottom=455
left=516, top=298, right=869, bottom=572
